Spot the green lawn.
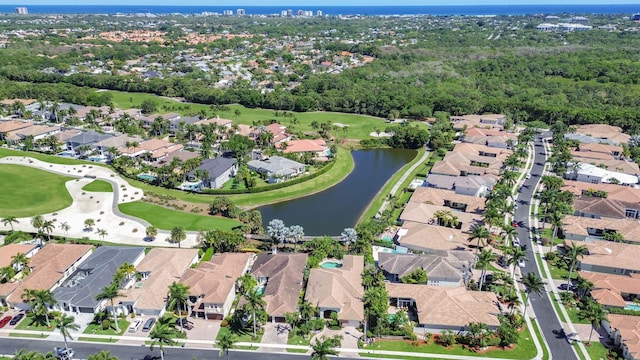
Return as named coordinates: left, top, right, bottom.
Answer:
left=0, top=148, right=99, bottom=166
left=529, top=318, right=550, bottom=360
left=566, top=305, right=590, bottom=325
left=583, top=341, right=609, bottom=360
left=0, top=164, right=73, bottom=217
left=82, top=180, right=113, bottom=192
left=216, top=326, right=263, bottom=343
left=104, top=90, right=428, bottom=141
left=550, top=293, right=569, bottom=323
left=14, top=316, right=57, bottom=332
left=9, top=332, right=48, bottom=338
left=83, top=318, right=129, bottom=336
left=366, top=325, right=537, bottom=359
left=77, top=336, right=119, bottom=343
left=287, top=334, right=310, bottom=353
left=119, top=201, right=241, bottom=232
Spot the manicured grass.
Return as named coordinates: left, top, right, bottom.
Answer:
left=14, top=316, right=56, bottom=332
left=216, top=326, right=263, bottom=343
left=367, top=325, right=536, bottom=359
left=0, top=164, right=73, bottom=217
left=82, top=180, right=113, bottom=192
left=529, top=318, right=550, bottom=360
left=0, top=148, right=99, bottom=166
left=566, top=305, right=590, bottom=325
left=118, top=201, right=241, bottom=232
left=9, top=332, right=48, bottom=338
left=77, top=336, right=119, bottom=343
left=83, top=318, right=129, bottom=336
left=104, top=90, right=428, bottom=141
left=550, top=292, right=569, bottom=323
left=287, top=334, right=310, bottom=353
left=583, top=341, right=609, bottom=360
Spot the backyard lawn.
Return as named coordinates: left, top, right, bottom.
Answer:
left=0, top=164, right=73, bottom=217
left=0, top=148, right=98, bottom=166
left=118, top=201, right=241, bottom=231
left=82, top=180, right=113, bottom=192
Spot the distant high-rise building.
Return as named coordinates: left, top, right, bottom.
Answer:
left=223, top=9, right=233, bottom=16
left=237, top=8, right=245, bottom=16
left=296, top=9, right=304, bottom=16
left=15, top=7, right=28, bottom=15
left=317, top=10, right=323, bottom=17
left=286, top=9, right=293, bottom=17
left=281, top=10, right=288, bottom=17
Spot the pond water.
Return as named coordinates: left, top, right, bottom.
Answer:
left=257, top=148, right=417, bottom=236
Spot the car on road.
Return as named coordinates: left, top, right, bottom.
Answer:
left=512, top=221, right=518, bottom=227
left=142, top=317, right=156, bottom=332
left=129, top=319, right=142, bottom=333
left=520, top=244, right=528, bottom=251
left=517, top=258, right=526, bottom=268
left=559, top=283, right=576, bottom=291
left=526, top=174, right=531, bottom=179
left=142, top=356, right=161, bottom=360
left=9, top=313, right=24, bottom=326
left=513, top=238, right=521, bottom=247
left=0, top=316, right=12, bottom=328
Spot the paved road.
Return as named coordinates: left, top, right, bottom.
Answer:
left=514, top=132, right=578, bottom=360
left=0, top=338, right=333, bottom=360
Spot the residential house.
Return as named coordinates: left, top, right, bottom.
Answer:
left=94, top=135, right=142, bottom=156
left=564, top=162, right=638, bottom=186
left=0, top=243, right=39, bottom=269
left=276, top=139, right=329, bottom=158
left=408, top=187, right=486, bottom=214
left=5, top=124, right=61, bottom=145
left=5, top=244, right=93, bottom=310
left=250, top=253, right=308, bottom=322
left=114, top=248, right=199, bottom=316
left=603, top=314, right=640, bottom=360
left=430, top=143, right=511, bottom=178
left=250, top=123, right=291, bottom=145
left=574, top=124, right=630, bottom=145
left=180, top=252, right=254, bottom=320
left=449, top=114, right=506, bottom=130
left=394, top=221, right=470, bottom=255
left=565, top=240, right=640, bottom=275
left=168, top=116, right=200, bottom=134
left=188, top=157, right=237, bottom=189
left=66, top=131, right=115, bottom=154
left=573, top=143, right=623, bottom=160
left=305, top=255, right=364, bottom=326
left=120, top=138, right=183, bottom=161
left=386, top=283, right=501, bottom=331
left=573, top=196, right=640, bottom=220
left=0, top=120, right=32, bottom=140
left=53, top=246, right=145, bottom=314
left=195, top=116, right=233, bottom=130
left=424, top=174, right=497, bottom=197
left=578, top=271, right=640, bottom=309
left=399, top=202, right=484, bottom=233
left=562, top=215, right=640, bottom=243
left=462, top=127, right=518, bottom=149
left=152, top=150, right=200, bottom=168
left=247, top=156, right=306, bottom=183
left=53, top=129, right=83, bottom=144
left=378, top=252, right=474, bottom=287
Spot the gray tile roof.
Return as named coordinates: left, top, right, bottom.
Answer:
left=247, top=156, right=305, bottom=177
left=190, top=157, right=236, bottom=179
left=378, top=251, right=475, bottom=284
left=54, top=246, right=145, bottom=309
left=67, top=131, right=114, bottom=146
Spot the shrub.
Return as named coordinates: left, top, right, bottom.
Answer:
left=119, top=222, right=125, bottom=226
left=545, top=252, right=557, bottom=261
left=220, top=319, right=229, bottom=327
left=132, top=228, right=138, bottom=233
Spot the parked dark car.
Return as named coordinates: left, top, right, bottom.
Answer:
left=9, top=313, right=24, bottom=325
left=559, top=283, right=576, bottom=291
left=142, top=317, right=156, bottom=332
left=0, top=316, right=12, bottom=328
left=142, top=356, right=161, bottom=360
left=176, top=318, right=194, bottom=330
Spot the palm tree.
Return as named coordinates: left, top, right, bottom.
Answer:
left=55, top=313, right=79, bottom=349
left=521, top=272, right=545, bottom=317
left=84, top=218, right=95, bottom=231
left=31, top=215, right=44, bottom=233
left=41, top=220, right=55, bottom=242
left=33, top=289, right=57, bottom=328
left=547, top=210, right=564, bottom=251
left=95, top=284, right=122, bottom=332
left=167, top=282, right=190, bottom=330
left=575, top=277, right=595, bottom=300
left=217, top=330, right=235, bottom=359
left=468, top=224, right=491, bottom=255
left=10, top=252, right=30, bottom=274
left=299, top=300, right=316, bottom=328
left=503, top=289, right=522, bottom=315
left=579, top=300, right=608, bottom=345
left=502, top=225, right=518, bottom=246
left=311, top=336, right=339, bottom=360
left=476, top=249, right=497, bottom=291
left=507, top=246, right=528, bottom=277
left=146, top=226, right=158, bottom=241
left=243, top=288, right=266, bottom=339
left=2, top=216, right=18, bottom=232
left=21, top=288, right=37, bottom=309
left=96, top=228, right=108, bottom=241
left=149, top=321, right=177, bottom=360
left=170, top=226, right=186, bottom=248
left=564, top=242, right=589, bottom=293
left=59, top=222, right=70, bottom=236
left=88, top=350, right=118, bottom=360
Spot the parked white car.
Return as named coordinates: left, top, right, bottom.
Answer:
left=128, top=319, right=142, bottom=333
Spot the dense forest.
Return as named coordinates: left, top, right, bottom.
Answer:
left=1, top=14, right=640, bottom=132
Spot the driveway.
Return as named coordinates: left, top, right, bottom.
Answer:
left=311, top=325, right=362, bottom=357
left=259, top=322, right=289, bottom=353
left=185, top=318, right=220, bottom=347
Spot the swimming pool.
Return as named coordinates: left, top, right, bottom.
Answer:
left=88, top=155, right=107, bottom=163
left=57, top=151, right=75, bottom=158
left=625, top=304, right=640, bottom=311
left=137, top=174, right=156, bottom=182
left=321, top=261, right=342, bottom=269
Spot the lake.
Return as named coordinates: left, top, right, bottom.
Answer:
left=257, top=148, right=417, bottom=236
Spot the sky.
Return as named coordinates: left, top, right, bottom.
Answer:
left=2, top=0, right=640, bottom=5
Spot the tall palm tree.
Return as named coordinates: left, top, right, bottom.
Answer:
left=59, top=222, right=70, bottom=236
left=507, top=246, right=528, bottom=277
left=146, top=226, right=158, bottom=241
left=521, top=272, right=545, bottom=317
left=170, top=226, right=186, bottom=248
left=468, top=224, right=491, bottom=255
left=96, top=228, right=108, bottom=241
left=476, top=249, right=497, bottom=291
left=2, top=216, right=18, bottom=232
left=95, top=284, right=123, bottom=332
left=21, top=288, right=37, bottom=310
left=547, top=210, right=565, bottom=251
left=88, top=350, right=118, bottom=360
left=10, top=253, right=30, bottom=274
left=311, top=336, right=339, bottom=360
left=503, top=288, right=522, bottom=315
left=55, top=313, right=79, bottom=349
left=564, top=242, right=589, bottom=293
left=149, top=321, right=177, bottom=360
left=167, top=282, right=190, bottom=330
left=243, top=288, right=266, bottom=339
left=33, top=289, right=57, bottom=328
left=575, top=277, right=595, bottom=301
left=217, top=330, right=235, bottom=359
left=31, top=215, right=44, bottom=234
left=299, top=300, right=316, bottom=328
left=41, top=220, right=55, bottom=242
left=579, top=300, right=608, bottom=345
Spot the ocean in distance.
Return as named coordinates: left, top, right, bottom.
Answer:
left=0, top=4, right=639, bottom=16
